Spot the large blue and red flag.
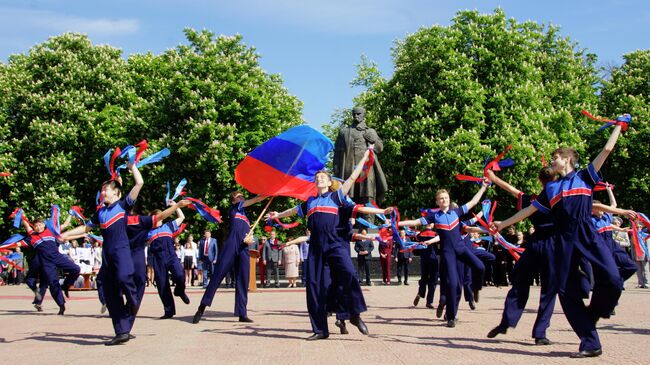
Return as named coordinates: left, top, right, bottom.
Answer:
left=235, top=125, right=334, bottom=201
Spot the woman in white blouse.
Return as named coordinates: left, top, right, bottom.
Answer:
left=181, top=236, right=198, bottom=286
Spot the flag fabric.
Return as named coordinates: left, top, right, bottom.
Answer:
left=235, top=125, right=333, bottom=200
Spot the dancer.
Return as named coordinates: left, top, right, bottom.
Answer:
left=492, top=116, right=632, bottom=358
left=61, top=162, right=143, bottom=345
left=398, top=181, right=488, bottom=327
left=192, top=192, right=266, bottom=324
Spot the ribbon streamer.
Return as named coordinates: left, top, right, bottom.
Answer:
left=581, top=110, right=631, bottom=132
left=356, top=148, right=375, bottom=183
left=484, top=145, right=514, bottom=179
left=185, top=197, right=222, bottom=223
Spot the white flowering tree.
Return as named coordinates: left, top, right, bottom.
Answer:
left=339, top=9, right=601, bottom=218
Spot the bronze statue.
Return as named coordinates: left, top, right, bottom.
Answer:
left=333, top=106, right=388, bottom=205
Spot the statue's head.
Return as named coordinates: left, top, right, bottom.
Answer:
left=352, top=107, right=366, bottom=124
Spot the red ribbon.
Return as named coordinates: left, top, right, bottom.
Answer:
left=472, top=213, right=524, bottom=261
left=172, top=223, right=187, bottom=238
left=0, top=172, right=11, bottom=177
left=455, top=174, right=483, bottom=183
left=135, top=140, right=149, bottom=164
left=356, top=149, right=375, bottom=183
left=484, top=144, right=513, bottom=178
left=630, top=220, right=645, bottom=259
left=109, top=147, right=122, bottom=179
left=0, top=255, right=24, bottom=271
left=581, top=110, right=629, bottom=132
left=593, top=182, right=615, bottom=192
left=541, top=154, right=548, bottom=167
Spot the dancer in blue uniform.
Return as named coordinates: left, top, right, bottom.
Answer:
left=62, top=162, right=143, bottom=346
left=147, top=201, right=191, bottom=318
left=485, top=167, right=560, bottom=345
left=270, top=148, right=390, bottom=340
left=412, top=225, right=440, bottom=308
left=398, top=181, right=488, bottom=327
left=22, top=216, right=80, bottom=315
left=192, top=192, right=267, bottom=324
left=493, top=116, right=632, bottom=358
left=591, top=185, right=637, bottom=288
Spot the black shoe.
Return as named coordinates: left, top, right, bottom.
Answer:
left=468, top=300, right=476, bottom=310
left=58, top=305, right=65, bottom=315
left=129, top=334, right=136, bottom=340
left=335, top=320, right=349, bottom=334
left=436, top=302, right=445, bottom=318
left=192, top=305, right=206, bottom=324
left=306, top=333, right=329, bottom=341
left=404, top=282, right=409, bottom=286
left=274, top=284, right=279, bottom=288
left=104, top=333, right=130, bottom=346
left=159, top=313, right=173, bottom=319
left=610, top=309, right=616, bottom=316
left=397, top=281, right=402, bottom=285
left=63, top=286, right=70, bottom=299
left=473, top=288, right=480, bottom=303
left=180, top=293, right=190, bottom=305
left=426, top=304, right=434, bottom=309
left=34, top=304, right=43, bottom=312
left=535, top=337, right=552, bottom=345
left=569, top=348, right=602, bottom=358
left=239, top=316, right=253, bottom=323
left=413, top=295, right=421, bottom=307
left=446, top=318, right=456, bottom=328
left=487, top=325, right=507, bottom=338
left=350, top=316, right=369, bottom=335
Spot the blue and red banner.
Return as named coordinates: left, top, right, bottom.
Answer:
left=235, top=125, right=334, bottom=200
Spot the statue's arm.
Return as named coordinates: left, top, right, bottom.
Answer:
left=365, top=129, right=383, bottom=153
left=333, top=128, right=347, bottom=176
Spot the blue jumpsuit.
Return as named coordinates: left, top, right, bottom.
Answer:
left=415, top=229, right=438, bottom=306
left=298, top=190, right=367, bottom=336
left=24, top=250, right=49, bottom=306
left=26, top=229, right=79, bottom=307
left=498, top=193, right=558, bottom=339
left=592, top=213, right=636, bottom=285
left=421, top=208, right=484, bottom=321
left=532, top=163, right=621, bottom=352
left=148, top=220, right=186, bottom=316
left=88, top=196, right=139, bottom=336
left=199, top=202, right=250, bottom=317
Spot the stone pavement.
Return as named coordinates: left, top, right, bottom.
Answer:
left=1, top=280, right=648, bottom=364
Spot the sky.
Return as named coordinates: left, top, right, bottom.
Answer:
left=0, top=0, right=648, bottom=130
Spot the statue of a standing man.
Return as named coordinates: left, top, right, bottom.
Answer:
left=333, top=106, right=388, bottom=205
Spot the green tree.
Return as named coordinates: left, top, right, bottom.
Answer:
left=337, top=9, right=600, bottom=218
left=0, top=30, right=303, bottom=239
left=589, top=50, right=650, bottom=212
left=127, top=29, right=303, bottom=236
left=0, top=33, right=140, bottom=227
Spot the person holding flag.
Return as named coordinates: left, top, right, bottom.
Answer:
left=269, top=147, right=389, bottom=340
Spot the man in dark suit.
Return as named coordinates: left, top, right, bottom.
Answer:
left=394, top=230, right=413, bottom=285
left=354, top=229, right=374, bottom=286
left=198, top=229, right=218, bottom=289
left=262, top=230, right=282, bottom=288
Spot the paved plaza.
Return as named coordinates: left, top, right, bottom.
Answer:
left=1, top=280, right=648, bottom=364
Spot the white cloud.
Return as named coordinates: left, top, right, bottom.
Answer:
left=0, top=7, right=139, bottom=36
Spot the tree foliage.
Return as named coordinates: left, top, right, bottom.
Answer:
left=588, top=50, right=650, bottom=212
left=0, top=30, right=303, bottom=239
left=339, top=9, right=603, bottom=219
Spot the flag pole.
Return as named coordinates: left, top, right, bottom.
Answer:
left=244, top=196, right=275, bottom=243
